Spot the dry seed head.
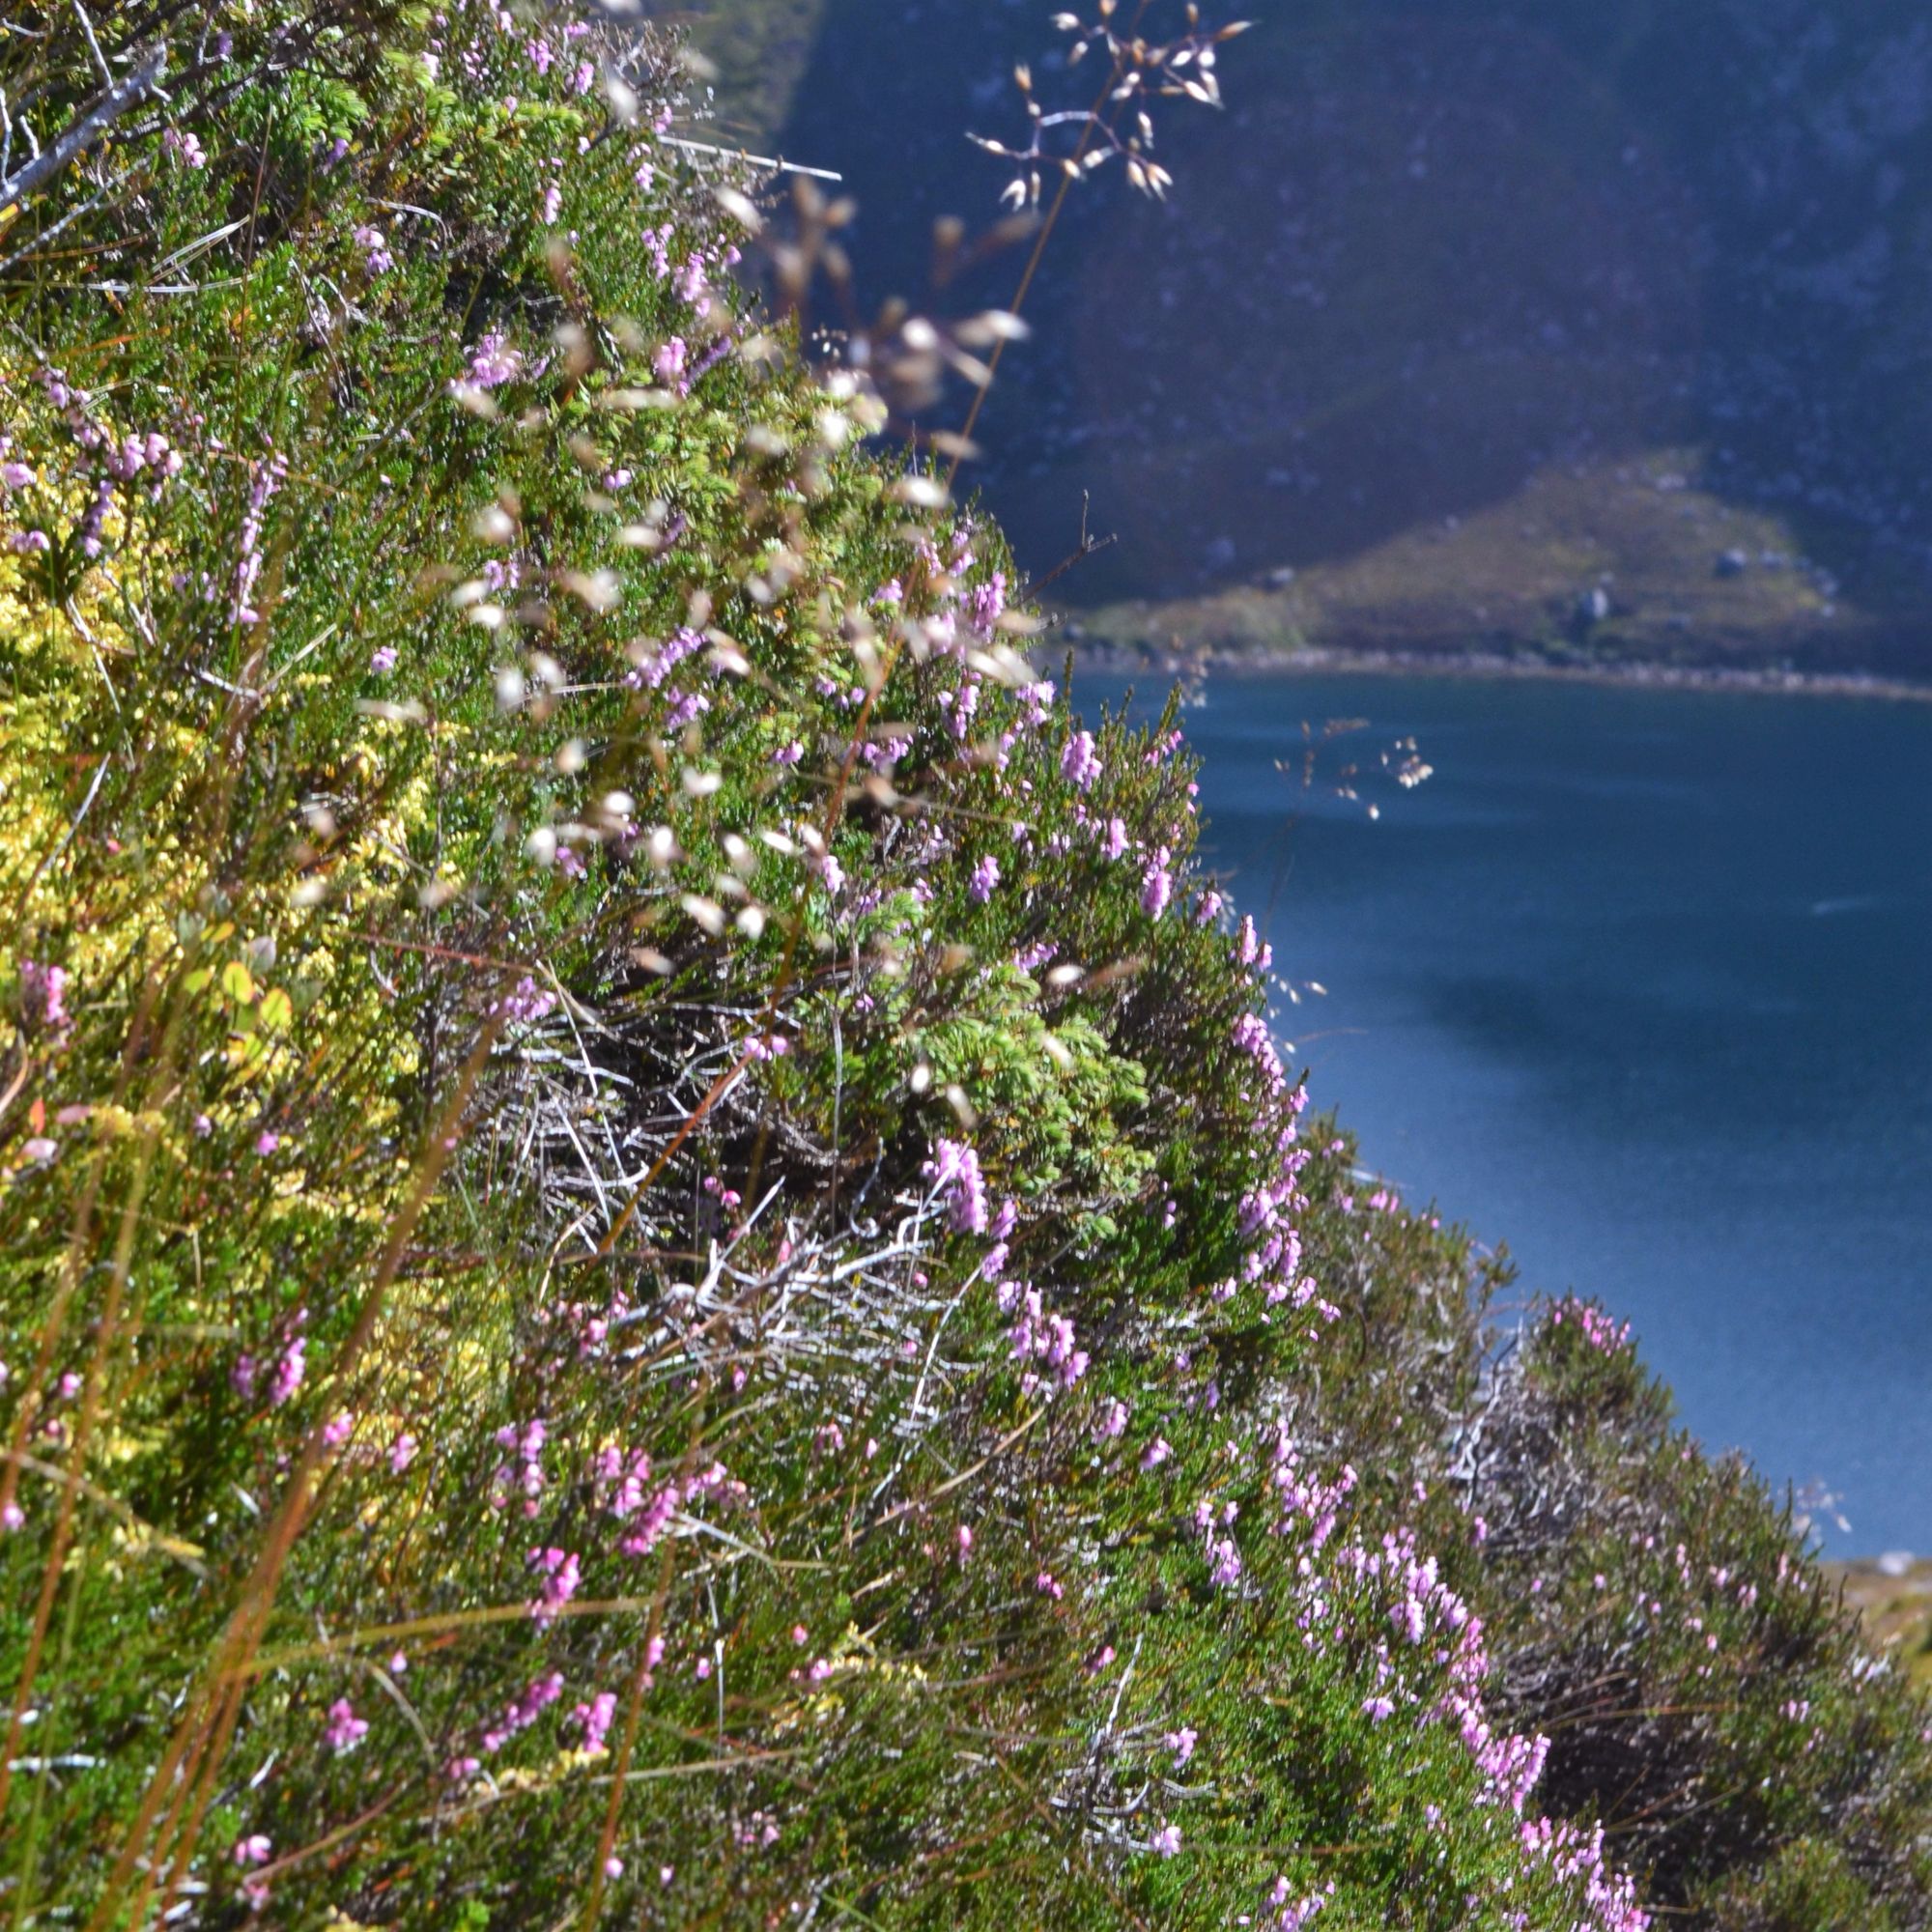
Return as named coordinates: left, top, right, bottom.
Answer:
left=953, top=310, right=1030, bottom=347
left=892, top=475, right=950, bottom=509
left=562, top=569, right=621, bottom=612
left=681, top=895, right=726, bottom=936
left=602, top=70, right=639, bottom=124
left=714, top=185, right=762, bottom=234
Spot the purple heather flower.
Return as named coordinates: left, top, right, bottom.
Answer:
left=324, top=1698, right=368, bottom=1752
left=1061, top=730, right=1101, bottom=791
left=1140, top=847, right=1173, bottom=920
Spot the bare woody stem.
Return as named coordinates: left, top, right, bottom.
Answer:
left=0, top=45, right=167, bottom=220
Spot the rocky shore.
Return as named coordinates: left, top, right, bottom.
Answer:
left=1829, top=1557, right=1932, bottom=1688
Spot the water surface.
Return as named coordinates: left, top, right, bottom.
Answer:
left=1087, top=669, right=1932, bottom=1552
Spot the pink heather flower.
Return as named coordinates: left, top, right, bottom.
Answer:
left=955, top=1523, right=973, bottom=1557
left=1097, top=1397, right=1129, bottom=1439
left=1102, top=815, right=1128, bottom=861
left=461, top=332, right=523, bottom=390
left=527, top=1545, right=582, bottom=1623
left=571, top=1690, right=618, bottom=1754
left=1151, top=1823, right=1181, bottom=1858
left=498, top=976, right=555, bottom=1025
left=481, top=1672, right=564, bottom=1753
left=1036, top=1570, right=1064, bottom=1600
left=968, top=854, right=1000, bottom=902
left=18, top=960, right=70, bottom=1035
left=1061, top=730, right=1102, bottom=791
left=791, top=1625, right=809, bottom=1646
left=234, top=1834, right=272, bottom=1867
left=1164, top=1726, right=1198, bottom=1765
left=324, top=1698, right=368, bottom=1753
left=1141, top=1435, right=1173, bottom=1470
left=1362, top=1694, right=1395, bottom=1723
left=321, top=1409, right=355, bottom=1448
left=923, top=1139, right=987, bottom=1235
left=968, top=570, right=1007, bottom=634
left=255, top=1130, right=280, bottom=1156
left=540, top=184, right=563, bottom=225
left=370, top=645, right=398, bottom=673
left=354, top=224, right=394, bottom=276
left=164, top=128, right=207, bottom=169
left=652, top=336, right=688, bottom=384
left=1140, top=847, right=1173, bottom=920
left=1, top=1500, right=24, bottom=1532
left=0, top=461, right=34, bottom=491
left=268, top=1336, right=305, bottom=1407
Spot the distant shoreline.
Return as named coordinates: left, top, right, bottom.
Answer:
left=1064, top=639, right=1932, bottom=705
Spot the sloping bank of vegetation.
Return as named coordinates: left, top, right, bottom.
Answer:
left=0, top=6, right=1926, bottom=1926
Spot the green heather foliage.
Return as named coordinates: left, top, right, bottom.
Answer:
left=0, top=6, right=1926, bottom=1928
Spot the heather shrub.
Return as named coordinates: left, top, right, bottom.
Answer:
left=0, top=6, right=1924, bottom=1930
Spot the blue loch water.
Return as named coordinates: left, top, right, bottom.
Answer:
left=1086, top=668, right=1932, bottom=1552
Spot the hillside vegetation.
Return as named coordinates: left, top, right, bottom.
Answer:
left=1, top=5, right=1928, bottom=1927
